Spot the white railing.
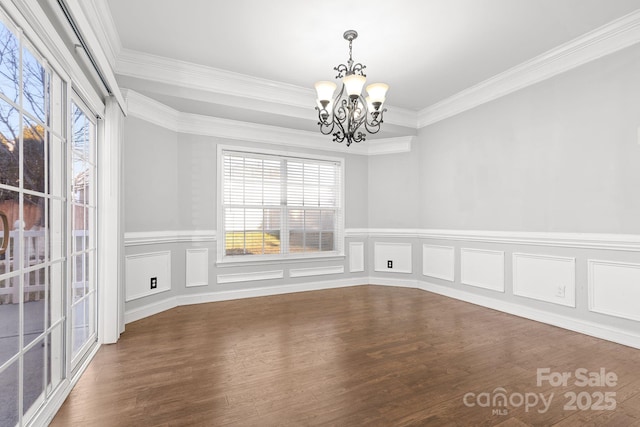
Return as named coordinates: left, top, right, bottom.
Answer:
left=0, top=229, right=46, bottom=304
left=0, top=229, right=90, bottom=304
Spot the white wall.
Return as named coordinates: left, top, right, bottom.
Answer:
left=121, top=43, right=640, bottom=349
left=124, top=118, right=180, bottom=231
left=416, top=43, right=640, bottom=233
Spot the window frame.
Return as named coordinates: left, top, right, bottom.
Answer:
left=216, top=144, right=345, bottom=264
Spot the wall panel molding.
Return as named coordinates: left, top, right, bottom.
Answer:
left=289, top=265, right=345, bottom=278
left=216, top=270, right=284, bottom=284
left=186, top=248, right=209, bottom=287
left=588, top=259, right=640, bottom=322
left=374, top=242, right=412, bottom=273
left=122, top=227, right=640, bottom=352
left=125, top=251, right=171, bottom=301
left=422, top=244, right=455, bottom=281
left=461, top=248, right=505, bottom=292
left=349, top=242, right=365, bottom=273
left=513, top=253, right=576, bottom=307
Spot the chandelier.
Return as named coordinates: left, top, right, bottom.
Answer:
left=314, top=30, right=389, bottom=147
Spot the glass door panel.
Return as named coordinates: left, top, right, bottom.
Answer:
left=69, top=100, right=96, bottom=366
left=0, top=11, right=73, bottom=425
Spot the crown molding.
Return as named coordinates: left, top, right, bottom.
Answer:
left=122, top=88, right=179, bottom=129
left=99, top=7, right=640, bottom=129
left=116, top=48, right=417, bottom=128
left=418, top=9, right=640, bottom=128
left=117, top=48, right=315, bottom=108
left=123, top=89, right=413, bottom=155
left=364, top=136, right=413, bottom=155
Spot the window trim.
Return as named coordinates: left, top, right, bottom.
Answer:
left=216, top=144, right=345, bottom=264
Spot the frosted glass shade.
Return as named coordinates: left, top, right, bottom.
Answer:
left=314, top=81, right=337, bottom=102
left=366, top=83, right=388, bottom=104
left=343, top=74, right=366, bottom=97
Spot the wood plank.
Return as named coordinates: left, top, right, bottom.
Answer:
left=51, top=285, right=640, bottom=426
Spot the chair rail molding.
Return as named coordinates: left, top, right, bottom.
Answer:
left=358, top=228, right=640, bottom=252
left=124, top=230, right=217, bottom=246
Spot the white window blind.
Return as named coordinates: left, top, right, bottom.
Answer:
left=220, top=149, right=343, bottom=261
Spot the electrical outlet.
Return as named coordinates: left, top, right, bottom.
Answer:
left=555, top=285, right=565, bottom=298
left=150, top=277, right=158, bottom=290
left=387, top=260, right=393, bottom=269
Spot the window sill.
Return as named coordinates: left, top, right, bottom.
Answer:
left=216, top=252, right=345, bottom=268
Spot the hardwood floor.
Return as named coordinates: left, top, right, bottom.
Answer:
left=51, top=285, right=640, bottom=426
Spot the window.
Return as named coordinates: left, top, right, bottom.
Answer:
left=218, top=147, right=344, bottom=262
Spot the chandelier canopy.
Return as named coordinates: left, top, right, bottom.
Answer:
left=314, top=30, right=389, bottom=147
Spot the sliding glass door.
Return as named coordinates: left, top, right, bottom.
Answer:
left=0, top=9, right=98, bottom=425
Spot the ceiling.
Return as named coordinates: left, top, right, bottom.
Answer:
left=104, top=0, right=640, bottom=134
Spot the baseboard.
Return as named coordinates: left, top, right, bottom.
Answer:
left=124, top=278, right=366, bottom=323
left=178, top=277, right=364, bottom=306
left=124, top=296, right=178, bottom=324
left=123, top=276, right=640, bottom=350
left=367, top=277, right=420, bottom=289
left=417, top=280, right=640, bottom=350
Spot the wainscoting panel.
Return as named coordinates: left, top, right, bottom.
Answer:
left=422, top=244, right=455, bottom=281
left=588, top=259, right=640, bottom=321
left=290, top=265, right=345, bottom=278
left=216, top=270, right=284, bottom=284
left=461, top=248, right=505, bottom=292
left=374, top=242, right=412, bottom=273
left=125, top=251, right=171, bottom=301
left=513, top=253, right=576, bottom=307
left=349, top=242, right=365, bottom=273
left=186, top=248, right=209, bottom=287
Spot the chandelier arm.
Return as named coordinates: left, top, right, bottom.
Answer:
left=364, top=107, right=387, bottom=134
left=352, top=94, right=368, bottom=129
left=332, top=117, right=347, bottom=144
left=350, top=63, right=366, bottom=77
left=317, top=112, right=336, bottom=136
left=334, top=64, right=348, bottom=79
